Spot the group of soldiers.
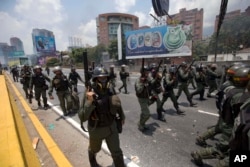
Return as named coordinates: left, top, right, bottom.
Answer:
left=9, top=61, right=250, bottom=167
left=10, top=65, right=84, bottom=116
left=189, top=62, right=250, bottom=167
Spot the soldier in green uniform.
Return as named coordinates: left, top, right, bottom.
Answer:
left=135, top=66, right=153, bottom=131
left=160, top=67, right=185, bottom=115
left=118, top=64, right=129, bottom=94
left=20, top=64, right=32, bottom=99
left=191, top=67, right=250, bottom=166
left=176, top=62, right=197, bottom=107
left=195, top=65, right=245, bottom=147
left=109, top=65, right=117, bottom=93
left=206, top=63, right=220, bottom=97
left=48, top=66, right=73, bottom=116
left=29, top=65, right=51, bottom=109
left=188, top=66, right=196, bottom=89
left=79, top=66, right=125, bottom=167
left=148, top=63, right=166, bottom=121
left=68, top=67, right=84, bottom=93
left=190, top=65, right=206, bottom=100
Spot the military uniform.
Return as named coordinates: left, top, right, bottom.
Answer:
left=109, top=65, right=117, bottom=93
left=29, top=65, right=51, bottom=109
left=68, top=68, right=83, bottom=92
left=11, top=66, right=19, bottom=82
left=160, top=68, right=184, bottom=115
left=48, top=66, right=72, bottom=116
left=148, top=72, right=165, bottom=121
left=79, top=67, right=125, bottom=167
left=135, top=66, right=152, bottom=131
left=20, top=65, right=32, bottom=99
left=206, top=64, right=220, bottom=97
left=176, top=62, right=196, bottom=107
left=191, top=67, right=250, bottom=166
left=188, top=67, right=196, bottom=89
left=191, top=67, right=206, bottom=100
left=118, top=65, right=129, bottom=94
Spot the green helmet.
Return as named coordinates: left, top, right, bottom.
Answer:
left=92, top=67, right=109, bottom=79
left=233, top=67, right=250, bottom=88
left=226, top=64, right=246, bottom=79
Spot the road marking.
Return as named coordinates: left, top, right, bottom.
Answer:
left=6, top=74, right=73, bottom=167
left=198, top=110, right=219, bottom=117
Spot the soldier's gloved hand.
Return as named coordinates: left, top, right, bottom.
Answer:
left=86, top=90, right=95, bottom=103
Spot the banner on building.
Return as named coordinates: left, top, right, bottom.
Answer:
left=125, top=25, right=192, bottom=59
left=35, top=36, right=56, bottom=53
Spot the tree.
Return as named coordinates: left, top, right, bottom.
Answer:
left=108, top=39, right=118, bottom=60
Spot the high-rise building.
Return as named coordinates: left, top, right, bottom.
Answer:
left=10, top=37, right=24, bottom=52
left=214, top=6, right=250, bottom=32
left=96, top=13, right=139, bottom=46
left=167, top=8, right=204, bottom=41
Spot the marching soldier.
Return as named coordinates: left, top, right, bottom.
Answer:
left=206, top=63, right=220, bottom=97
left=11, top=65, right=19, bottom=82
left=20, top=64, right=32, bottom=99
left=68, top=67, right=84, bottom=92
left=48, top=66, right=73, bottom=116
left=79, top=66, right=125, bottom=167
left=149, top=70, right=165, bottom=122
left=190, top=65, right=206, bottom=100
left=109, top=65, right=117, bottom=93
left=191, top=67, right=250, bottom=166
left=160, top=67, right=185, bottom=115
left=135, top=65, right=153, bottom=131
left=188, top=66, right=196, bottom=89
left=118, top=64, right=129, bottom=94
left=176, top=62, right=197, bottom=107
left=29, top=65, right=51, bottom=109
left=195, top=65, right=243, bottom=147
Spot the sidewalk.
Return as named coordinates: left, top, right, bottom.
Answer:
left=4, top=72, right=114, bottom=167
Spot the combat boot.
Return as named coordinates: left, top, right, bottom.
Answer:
left=113, top=155, right=125, bottom=167
left=196, top=136, right=207, bottom=147
left=88, top=150, right=101, bottom=167
left=157, top=109, right=166, bottom=122
left=38, top=101, right=41, bottom=107
left=191, top=151, right=203, bottom=166
left=176, top=108, right=185, bottom=115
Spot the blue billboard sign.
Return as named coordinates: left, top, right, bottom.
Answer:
left=35, top=36, right=56, bottom=53
left=125, top=25, right=192, bottom=59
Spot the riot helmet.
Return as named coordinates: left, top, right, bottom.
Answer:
left=92, top=67, right=109, bottom=79
left=211, top=63, right=217, bottom=70
left=233, top=67, right=250, bottom=88
left=71, top=67, right=76, bottom=71
left=34, top=65, right=42, bottom=73
left=53, top=66, right=62, bottom=73
left=181, top=61, right=187, bottom=67
left=226, top=64, right=246, bottom=81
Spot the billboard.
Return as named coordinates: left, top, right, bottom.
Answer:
left=125, top=25, right=192, bottom=59
left=35, top=36, right=56, bottom=53
left=8, top=51, right=25, bottom=57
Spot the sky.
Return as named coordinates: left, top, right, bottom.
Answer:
left=0, top=0, right=249, bottom=54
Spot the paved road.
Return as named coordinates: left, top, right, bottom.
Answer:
left=10, top=68, right=221, bottom=167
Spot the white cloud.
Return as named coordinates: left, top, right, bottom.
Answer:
left=77, top=19, right=97, bottom=47
left=115, top=0, right=136, bottom=12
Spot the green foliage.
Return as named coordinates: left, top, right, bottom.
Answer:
left=209, top=14, right=250, bottom=54
left=108, top=39, right=118, bottom=59
left=46, top=57, right=60, bottom=66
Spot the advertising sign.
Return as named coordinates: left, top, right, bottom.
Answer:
left=8, top=51, right=25, bottom=57
left=35, top=36, right=56, bottom=53
left=125, top=25, right=192, bottom=59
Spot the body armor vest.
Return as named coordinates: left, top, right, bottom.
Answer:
left=33, top=73, right=46, bottom=87
left=53, top=75, right=69, bottom=91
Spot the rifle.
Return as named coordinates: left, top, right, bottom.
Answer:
left=83, top=50, right=90, bottom=90
left=186, top=59, right=196, bottom=71
left=141, top=58, right=145, bottom=77
left=155, top=60, right=163, bottom=73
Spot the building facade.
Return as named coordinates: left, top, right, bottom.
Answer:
left=214, top=6, right=250, bottom=32
left=10, top=37, right=24, bottom=52
left=167, top=8, right=204, bottom=41
left=96, top=13, right=139, bottom=46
